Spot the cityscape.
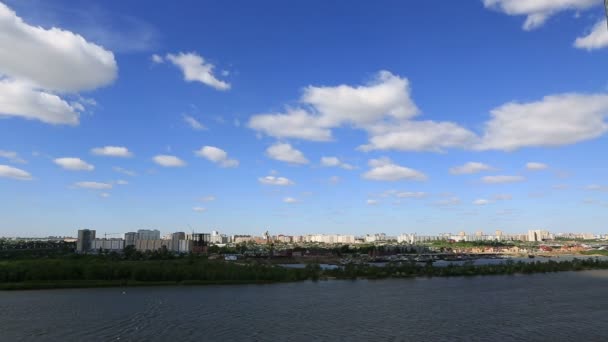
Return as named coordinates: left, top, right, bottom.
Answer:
left=2, top=227, right=606, bottom=258
left=3, top=0, right=608, bottom=340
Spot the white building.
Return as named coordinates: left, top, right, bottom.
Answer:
left=90, top=238, right=125, bottom=252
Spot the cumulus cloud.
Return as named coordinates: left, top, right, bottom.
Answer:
left=362, top=157, right=427, bottom=182
left=450, top=162, right=494, bottom=175
left=151, top=54, right=164, bottom=63
left=249, top=71, right=476, bottom=152
left=0, top=150, right=26, bottom=164
left=74, top=181, right=112, bottom=189
left=200, top=195, right=216, bottom=202
left=359, top=120, right=477, bottom=152
left=302, top=70, right=419, bottom=126
left=266, top=143, right=308, bottom=164
left=574, top=19, right=608, bottom=50
left=482, top=0, right=600, bottom=30
left=113, top=166, right=136, bottom=177
left=183, top=115, right=206, bottom=130
left=367, top=199, right=379, bottom=205
left=0, top=80, right=83, bottom=125
left=435, top=196, right=461, bottom=207
left=115, top=180, right=128, bottom=185
left=526, top=162, right=548, bottom=170
left=192, top=207, right=207, bottom=212
left=195, top=146, right=239, bottom=168
left=585, top=184, right=608, bottom=192
left=477, top=93, right=608, bottom=151
left=258, top=176, right=294, bottom=186
left=0, top=164, right=32, bottom=180
left=283, top=197, right=298, bottom=204
left=166, top=52, right=230, bottom=91
left=473, top=199, right=491, bottom=205
left=152, top=155, right=186, bottom=167
left=395, top=191, right=427, bottom=198
left=248, top=108, right=332, bottom=141
left=0, top=2, right=117, bottom=125
left=329, top=176, right=341, bottom=184
left=249, top=71, right=416, bottom=137
left=493, top=194, right=513, bottom=200
left=54, top=157, right=94, bottom=171
left=99, top=192, right=110, bottom=198
left=482, top=175, right=525, bottom=184
left=91, top=146, right=133, bottom=157
left=320, top=156, right=354, bottom=169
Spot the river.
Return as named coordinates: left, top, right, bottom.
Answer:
left=1, top=271, right=608, bottom=341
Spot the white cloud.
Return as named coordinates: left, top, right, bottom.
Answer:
left=362, top=157, right=427, bottom=182
left=320, top=156, right=354, bottom=170
left=435, top=196, right=461, bottom=206
left=266, top=143, right=308, bottom=164
left=0, top=150, right=26, bottom=164
left=585, top=184, right=608, bottom=191
left=302, top=70, right=419, bottom=127
left=329, top=176, right=341, bottom=184
left=195, top=146, right=239, bottom=168
left=482, top=0, right=600, bottom=30
left=359, top=120, right=477, bottom=152
left=166, top=52, right=230, bottom=91
left=482, top=175, right=525, bottom=184
left=258, top=176, right=294, bottom=186
left=99, top=192, right=110, bottom=198
left=477, top=93, right=608, bottom=151
left=574, top=19, right=608, bottom=50
left=183, top=115, right=205, bottom=130
left=91, top=146, right=133, bottom=158
left=248, top=108, right=332, bottom=141
left=473, top=199, right=491, bottom=205
left=493, top=194, right=513, bottom=200
left=115, top=179, right=128, bottom=185
left=113, top=166, right=136, bottom=176
left=450, top=162, right=494, bottom=175
left=249, top=71, right=477, bottom=153
left=193, top=207, right=207, bottom=212
left=0, top=3, right=116, bottom=125
left=0, top=164, right=32, bottom=180
left=0, top=79, right=81, bottom=125
left=526, top=162, right=548, bottom=170
left=395, top=191, right=427, bottom=198
left=283, top=197, right=298, bottom=204
left=249, top=71, right=420, bottom=141
left=367, top=199, right=379, bottom=205
left=152, top=155, right=186, bottom=167
left=54, top=157, right=94, bottom=171
left=200, top=195, right=216, bottom=202
left=151, top=54, right=164, bottom=63
left=74, top=181, right=112, bottom=189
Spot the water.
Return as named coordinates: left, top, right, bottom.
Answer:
left=2, top=271, right=608, bottom=341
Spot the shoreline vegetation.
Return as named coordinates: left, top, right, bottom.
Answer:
left=2, top=255, right=608, bottom=290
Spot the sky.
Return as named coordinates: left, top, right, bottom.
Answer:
left=1, top=0, right=608, bottom=237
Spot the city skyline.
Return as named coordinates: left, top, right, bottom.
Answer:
left=2, top=0, right=608, bottom=237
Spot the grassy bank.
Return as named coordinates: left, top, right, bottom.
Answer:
left=2, top=256, right=608, bottom=290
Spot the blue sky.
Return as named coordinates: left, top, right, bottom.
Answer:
left=1, top=0, right=608, bottom=237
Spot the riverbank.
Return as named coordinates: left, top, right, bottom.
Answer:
left=2, top=256, right=608, bottom=290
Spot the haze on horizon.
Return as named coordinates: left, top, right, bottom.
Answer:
left=1, top=0, right=608, bottom=237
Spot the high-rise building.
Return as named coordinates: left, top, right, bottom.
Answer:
left=124, top=232, right=137, bottom=246
left=171, top=232, right=186, bottom=241
left=76, top=229, right=96, bottom=253
left=137, top=229, right=160, bottom=240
